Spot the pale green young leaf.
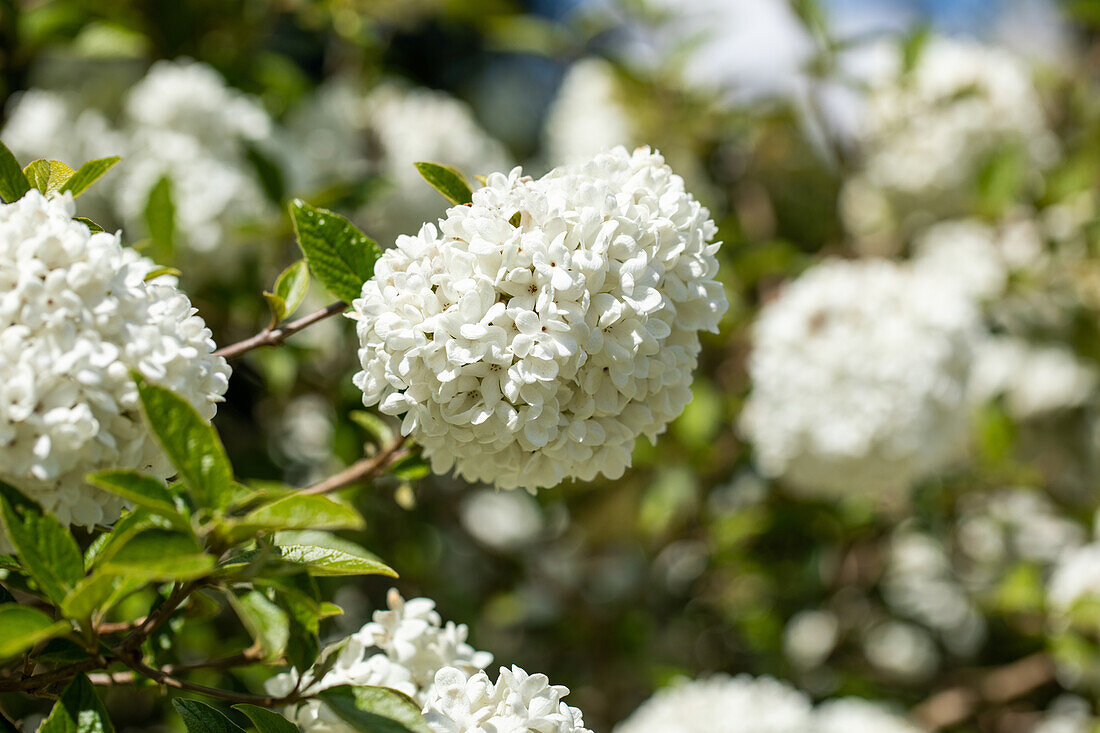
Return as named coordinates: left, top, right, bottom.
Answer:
left=0, top=605, right=71, bottom=659
left=59, top=156, right=120, bottom=197
left=0, top=484, right=84, bottom=605
left=75, top=217, right=105, bottom=233
left=133, top=375, right=237, bottom=510
left=144, top=175, right=175, bottom=257
left=229, top=589, right=289, bottom=662
left=265, top=259, right=310, bottom=324
left=319, top=686, right=431, bottom=733
left=0, top=140, right=30, bottom=202
left=290, top=199, right=380, bottom=304
left=273, top=531, right=397, bottom=578
left=24, top=159, right=75, bottom=195
left=240, top=494, right=364, bottom=533
left=413, top=161, right=473, bottom=206
left=173, top=699, right=246, bottom=733
left=38, top=674, right=115, bottom=733
left=233, top=705, right=299, bottom=733
left=86, top=470, right=186, bottom=524
left=60, top=572, right=120, bottom=620
left=144, top=265, right=182, bottom=281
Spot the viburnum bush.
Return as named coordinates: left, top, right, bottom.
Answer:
left=0, top=139, right=725, bottom=732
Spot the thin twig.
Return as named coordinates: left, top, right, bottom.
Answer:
left=94, top=618, right=145, bottom=636
left=88, top=647, right=267, bottom=687
left=120, top=654, right=295, bottom=706
left=214, top=301, right=347, bottom=360
left=911, top=653, right=1056, bottom=731
left=299, top=436, right=409, bottom=496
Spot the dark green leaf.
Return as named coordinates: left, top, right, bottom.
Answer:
left=270, top=573, right=320, bottom=671
left=0, top=484, right=84, bottom=605
left=0, top=604, right=70, bottom=658
left=39, top=674, right=115, bottom=733
left=24, top=159, right=75, bottom=195
left=234, top=704, right=299, bottom=733
left=100, top=529, right=213, bottom=581
left=75, top=217, right=105, bottom=233
left=290, top=200, right=380, bottom=304
left=414, top=162, right=473, bottom=206
left=86, top=471, right=186, bottom=524
left=0, top=140, right=30, bottom=202
left=59, top=156, right=120, bottom=197
left=319, top=686, right=431, bottom=733
left=133, top=376, right=236, bottom=511
left=144, top=175, right=175, bottom=258
left=245, top=144, right=286, bottom=204
left=173, top=699, right=245, bottom=733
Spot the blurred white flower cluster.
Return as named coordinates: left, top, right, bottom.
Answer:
left=286, top=80, right=510, bottom=245
left=544, top=59, right=634, bottom=167
left=613, top=675, right=917, bottom=733
left=844, top=37, right=1053, bottom=235
left=741, top=258, right=979, bottom=503
left=3, top=59, right=277, bottom=268
left=0, top=191, right=229, bottom=530
left=268, top=589, right=589, bottom=733
left=352, top=146, right=726, bottom=490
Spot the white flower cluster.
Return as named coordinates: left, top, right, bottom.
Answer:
left=970, top=337, right=1097, bottom=419
left=269, top=589, right=589, bottom=733
left=848, top=37, right=1052, bottom=218
left=544, top=59, right=634, bottom=166
left=352, top=146, right=726, bottom=490
left=740, top=258, right=979, bottom=502
left=2, top=59, right=276, bottom=265
left=613, top=675, right=917, bottom=733
left=882, top=530, right=986, bottom=657
left=1048, top=543, right=1100, bottom=617
left=0, top=191, right=230, bottom=529
left=423, top=665, right=590, bottom=733
left=114, top=59, right=275, bottom=256
left=911, top=219, right=1013, bottom=302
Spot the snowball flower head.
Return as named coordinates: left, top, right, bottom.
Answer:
left=613, top=674, right=813, bottom=733
left=813, top=698, right=920, bottom=733
left=0, top=191, right=230, bottom=529
left=423, top=665, right=590, bottom=733
left=352, top=146, right=727, bottom=490
left=741, top=258, right=979, bottom=501
left=267, top=589, right=492, bottom=733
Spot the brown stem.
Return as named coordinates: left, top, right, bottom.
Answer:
left=119, top=654, right=295, bottom=707
left=214, top=301, right=348, bottom=360
left=94, top=618, right=145, bottom=636
left=88, top=647, right=267, bottom=687
left=911, top=653, right=1057, bottom=731
left=299, top=436, right=408, bottom=496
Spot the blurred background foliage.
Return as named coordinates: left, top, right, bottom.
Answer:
left=6, top=0, right=1100, bottom=731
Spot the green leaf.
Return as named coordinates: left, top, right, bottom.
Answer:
left=267, top=573, right=320, bottom=671
left=60, top=572, right=120, bottom=620
left=414, top=162, right=473, bottom=206
left=234, top=705, right=298, bottom=733
left=264, top=259, right=310, bottom=324
left=0, top=140, right=30, bottom=202
left=0, top=604, right=70, bottom=658
left=24, top=159, right=75, bottom=195
left=59, top=156, right=120, bottom=197
left=273, top=532, right=396, bottom=577
left=290, top=199, right=380, bottom=304
left=229, top=589, right=288, bottom=662
left=144, top=265, right=182, bottom=281
left=0, top=485, right=84, bottom=605
left=240, top=494, right=364, bottom=533
left=389, top=454, right=429, bottom=482
left=319, top=686, right=431, bottom=733
left=75, top=217, right=105, bottom=233
left=86, top=471, right=186, bottom=524
left=39, top=674, right=115, bottom=733
left=134, top=376, right=236, bottom=511
left=144, top=175, right=175, bottom=258
left=173, top=699, right=246, bottom=733
left=100, top=529, right=213, bottom=581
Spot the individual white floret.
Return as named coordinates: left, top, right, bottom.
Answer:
left=612, top=674, right=813, bottom=733
left=740, top=258, right=979, bottom=501
left=0, top=191, right=229, bottom=529
left=423, top=665, right=591, bottom=733
left=352, top=146, right=726, bottom=490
